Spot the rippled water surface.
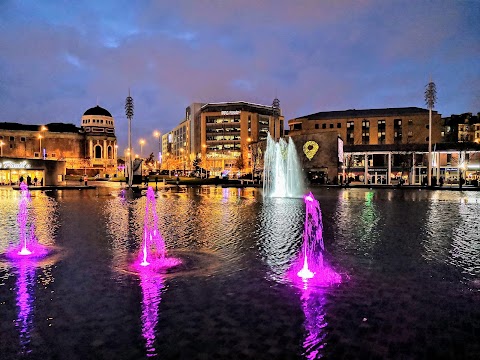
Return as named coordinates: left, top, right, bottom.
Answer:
left=0, top=186, right=479, bottom=359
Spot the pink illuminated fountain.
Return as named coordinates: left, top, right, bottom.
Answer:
left=6, top=183, right=48, bottom=260
left=133, top=187, right=180, bottom=271
left=288, top=192, right=341, bottom=287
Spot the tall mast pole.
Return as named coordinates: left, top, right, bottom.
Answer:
left=125, top=89, right=134, bottom=188
left=425, top=79, right=437, bottom=187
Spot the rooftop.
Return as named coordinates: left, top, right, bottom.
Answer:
left=293, top=107, right=436, bottom=121
left=0, top=122, right=80, bottom=133
left=201, top=101, right=281, bottom=116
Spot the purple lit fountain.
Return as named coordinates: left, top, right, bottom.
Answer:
left=288, top=192, right=341, bottom=288
left=133, top=187, right=181, bottom=272
left=6, top=183, right=48, bottom=260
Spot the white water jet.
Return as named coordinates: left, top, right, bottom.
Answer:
left=263, top=133, right=305, bottom=197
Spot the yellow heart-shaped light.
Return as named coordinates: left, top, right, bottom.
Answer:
left=303, top=141, right=319, bottom=160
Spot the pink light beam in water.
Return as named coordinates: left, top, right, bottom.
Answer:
left=6, top=183, right=48, bottom=259
left=288, top=192, right=341, bottom=288
left=297, top=192, right=324, bottom=280
left=134, top=187, right=181, bottom=271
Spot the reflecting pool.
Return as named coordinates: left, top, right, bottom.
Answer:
left=0, top=186, right=479, bottom=359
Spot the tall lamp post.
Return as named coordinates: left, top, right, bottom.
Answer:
left=38, top=135, right=43, bottom=154
left=180, top=148, right=185, bottom=175
left=139, top=139, right=145, bottom=158
left=425, top=79, right=437, bottom=187
left=153, top=130, right=161, bottom=170
left=125, top=90, right=134, bottom=188
left=39, top=125, right=47, bottom=159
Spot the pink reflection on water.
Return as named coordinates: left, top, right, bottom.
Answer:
left=133, top=187, right=181, bottom=271
left=6, top=183, right=48, bottom=259
left=300, top=286, right=328, bottom=359
left=139, top=267, right=164, bottom=357
left=14, top=260, right=36, bottom=354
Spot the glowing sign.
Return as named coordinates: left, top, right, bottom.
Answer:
left=303, top=141, right=319, bottom=161
left=221, top=111, right=240, bottom=115
left=0, top=160, right=31, bottom=169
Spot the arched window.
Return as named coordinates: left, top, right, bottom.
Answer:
left=94, top=145, right=102, bottom=159
left=107, top=146, right=113, bottom=159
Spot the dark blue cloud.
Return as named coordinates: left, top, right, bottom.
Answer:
left=0, top=0, right=479, bottom=155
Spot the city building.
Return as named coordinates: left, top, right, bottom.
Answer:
left=199, top=101, right=283, bottom=176
left=0, top=105, right=118, bottom=184
left=443, top=112, right=480, bottom=143
left=288, top=106, right=473, bottom=185
left=162, top=100, right=284, bottom=177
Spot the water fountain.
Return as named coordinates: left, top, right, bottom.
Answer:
left=289, top=192, right=341, bottom=287
left=133, top=187, right=181, bottom=271
left=6, top=183, right=48, bottom=260
left=263, top=133, right=305, bottom=198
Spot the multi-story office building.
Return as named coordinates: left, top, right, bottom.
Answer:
left=163, top=100, right=284, bottom=176
left=289, top=107, right=443, bottom=146
left=288, top=107, right=448, bottom=185
left=0, top=105, right=118, bottom=184
left=199, top=101, right=283, bottom=176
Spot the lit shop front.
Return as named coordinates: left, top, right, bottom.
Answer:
left=0, top=158, right=66, bottom=186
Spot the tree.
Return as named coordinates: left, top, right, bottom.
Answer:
left=145, top=152, right=155, bottom=166
left=235, top=152, right=245, bottom=172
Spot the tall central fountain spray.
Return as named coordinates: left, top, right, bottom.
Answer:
left=263, top=133, right=304, bottom=197
left=263, top=134, right=305, bottom=197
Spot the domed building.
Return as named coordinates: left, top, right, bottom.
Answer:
left=0, top=104, right=118, bottom=185
left=80, top=105, right=118, bottom=172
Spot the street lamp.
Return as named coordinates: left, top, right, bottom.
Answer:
left=40, top=126, right=47, bottom=159
left=38, top=134, right=43, bottom=154
left=153, top=130, right=161, bottom=170
left=139, top=139, right=145, bottom=158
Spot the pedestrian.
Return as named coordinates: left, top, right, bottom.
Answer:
left=40, top=178, right=43, bottom=186
left=84, top=175, right=88, bottom=186
left=27, top=175, right=32, bottom=186
left=19, top=176, right=24, bottom=184
left=34, top=177, right=38, bottom=186
left=439, top=176, right=444, bottom=187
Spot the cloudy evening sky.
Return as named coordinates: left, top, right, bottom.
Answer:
left=0, top=0, right=479, bottom=155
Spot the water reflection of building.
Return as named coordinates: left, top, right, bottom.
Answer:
left=0, top=105, right=117, bottom=184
